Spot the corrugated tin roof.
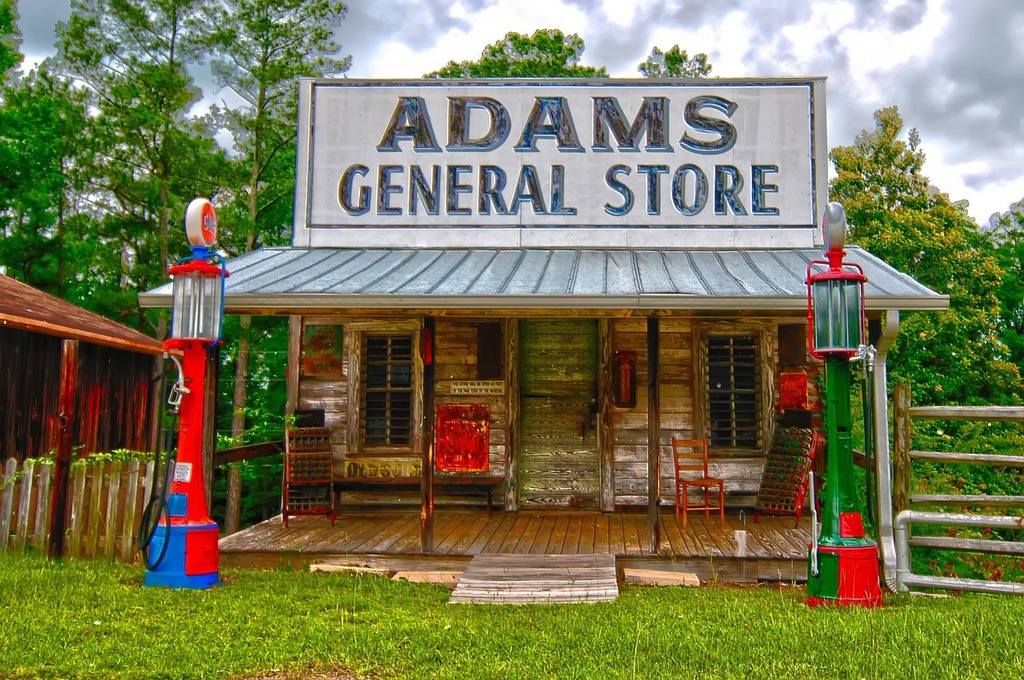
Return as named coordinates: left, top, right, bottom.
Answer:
left=1, top=275, right=164, bottom=354
left=139, top=246, right=948, bottom=312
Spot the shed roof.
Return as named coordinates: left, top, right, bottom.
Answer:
left=1, top=275, right=164, bottom=355
left=139, top=246, right=947, bottom=313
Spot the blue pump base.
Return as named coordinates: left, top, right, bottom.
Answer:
left=142, top=520, right=220, bottom=590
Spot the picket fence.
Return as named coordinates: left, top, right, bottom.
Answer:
left=0, top=457, right=156, bottom=564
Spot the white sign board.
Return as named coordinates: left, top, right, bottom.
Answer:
left=294, top=78, right=827, bottom=248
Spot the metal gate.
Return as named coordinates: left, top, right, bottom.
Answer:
left=891, top=384, right=1024, bottom=595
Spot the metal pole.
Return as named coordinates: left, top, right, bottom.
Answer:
left=895, top=510, right=1024, bottom=595
left=873, top=310, right=900, bottom=591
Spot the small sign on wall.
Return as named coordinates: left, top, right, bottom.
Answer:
left=780, top=372, right=809, bottom=411
left=436, top=404, right=490, bottom=473
left=444, top=380, right=505, bottom=396
left=302, top=324, right=344, bottom=377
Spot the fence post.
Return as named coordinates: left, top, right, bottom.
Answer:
left=0, top=458, right=17, bottom=551
left=69, top=465, right=87, bottom=558
left=103, top=460, right=123, bottom=560
left=14, top=459, right=35, bottom=551
left=49, top=338, right=78, bottom=559
left=892, top=383, right=912, bottom=515
left=121, top=460, right=141, bottom=563
left=32, top=463, right=52, bottom=553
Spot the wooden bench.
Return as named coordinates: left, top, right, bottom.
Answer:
left=334, top=475, right=505, bottom=512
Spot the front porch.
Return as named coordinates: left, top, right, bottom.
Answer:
left=219, top=509, right=813, bottom=583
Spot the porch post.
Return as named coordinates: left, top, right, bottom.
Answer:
left=646, top=316, right=661, bottom=555
left=420, top=316, right=436, bottom=553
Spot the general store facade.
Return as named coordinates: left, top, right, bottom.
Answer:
left=143, top=78, right=946, bottom=556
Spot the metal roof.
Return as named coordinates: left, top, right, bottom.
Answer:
left=139, top=246, right=948, bottom=312
left=2, top=275, right=164, bottom=354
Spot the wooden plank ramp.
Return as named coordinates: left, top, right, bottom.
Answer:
left=449, top=554, right=617, bottom=604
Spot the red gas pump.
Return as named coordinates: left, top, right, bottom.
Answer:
left=142, top=198, right=226, bottom=589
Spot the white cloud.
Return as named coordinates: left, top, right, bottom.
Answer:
left=15, top=0, right=1024, bottom=225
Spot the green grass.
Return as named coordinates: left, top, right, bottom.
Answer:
left=2, top=552, right=1023, bottom=679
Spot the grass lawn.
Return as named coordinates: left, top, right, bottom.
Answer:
left=1, top=552, right=1022, bottom=679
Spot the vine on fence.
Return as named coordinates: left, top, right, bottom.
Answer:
left=1, top=450, right=154, bottom=490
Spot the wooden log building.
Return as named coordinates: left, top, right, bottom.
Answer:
left=142, top=78, right=947, bottom=559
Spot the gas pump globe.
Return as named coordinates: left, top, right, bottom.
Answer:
left=804, top=202, right=882, bottom=608
left=143, top=198, right=226, bottom=589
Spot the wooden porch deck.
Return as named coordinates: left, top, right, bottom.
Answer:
left=220, top=510, right=814, bottom=583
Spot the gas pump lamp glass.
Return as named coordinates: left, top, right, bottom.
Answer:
left=810, top=273, right=864, bottom=354
left=169, top=262, right=223, bottom=341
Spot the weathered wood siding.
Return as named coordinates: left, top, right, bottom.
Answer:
left=0, top=326, right=154, bottom=461
left=611, top=317, right=789, bottom=508
left=290, top=312, right=819, bottom=511
left=294, top=316, right=510, bottom=504
left=610, top=318, right=697, bottom=506
left=294, top=317, right=349, bottom=474
left=518, top=320, right=600, bottom=508
left=433, top=319, right=509, bottom=489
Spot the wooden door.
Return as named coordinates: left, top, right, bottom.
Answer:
left=518, top=320, right=600, bottom=508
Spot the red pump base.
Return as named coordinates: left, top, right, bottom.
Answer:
left=807, top=543, right=883, bottom=608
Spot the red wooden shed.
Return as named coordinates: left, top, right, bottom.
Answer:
left=0, top=274, right=164, bottom=461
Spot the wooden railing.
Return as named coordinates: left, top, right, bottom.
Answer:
left=215, top=440, right=284, bottom=535
left=0, top=457, right=154, bottom=563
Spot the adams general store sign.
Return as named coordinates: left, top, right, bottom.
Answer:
left=294, top=78, right=828, bottom=248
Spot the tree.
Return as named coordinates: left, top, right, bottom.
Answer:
left=0, top=0, right=20, bottom=79
left=638, top=45, right=711, bottom=78
left=0, top=67, right=92, bottom=298
left=830, top=107, right=1022, bottom=405
left=205, top=0, right=350, bottom=442
left=202, top=0, right=349, bottom=530
left=205, top=0, right=349, bottom=258
left=55, top=0, right=228, bottom=333
left=988, top=208, right=1024, bottom=371
left=426, top=29, right=607, bottom=78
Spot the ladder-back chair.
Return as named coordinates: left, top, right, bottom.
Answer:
left=672, top=436, right=725, bottom=527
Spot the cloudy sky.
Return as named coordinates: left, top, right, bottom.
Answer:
left=16, top=0, right=1024, bottom=226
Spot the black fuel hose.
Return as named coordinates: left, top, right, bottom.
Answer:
left=138, top=448, right=175, bottom=570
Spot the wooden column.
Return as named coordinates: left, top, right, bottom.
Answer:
left=505, top=319, right=519, bottom=512
left=49, top=339, right=78, bottom=560
left=420, top=317, right=436, bottom=553
left=892, top=382, right=911, bottom=515
left=599, top=319, right=614, bottom=512
left=646, top=317, right=661, bottom=556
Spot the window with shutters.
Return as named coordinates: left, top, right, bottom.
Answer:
left=706, top=334, right=762, bottom=449
left=360, top=334, right=414, bottom=447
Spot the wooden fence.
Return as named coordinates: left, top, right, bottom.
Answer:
left=0, top=457, right=155, bottom=563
